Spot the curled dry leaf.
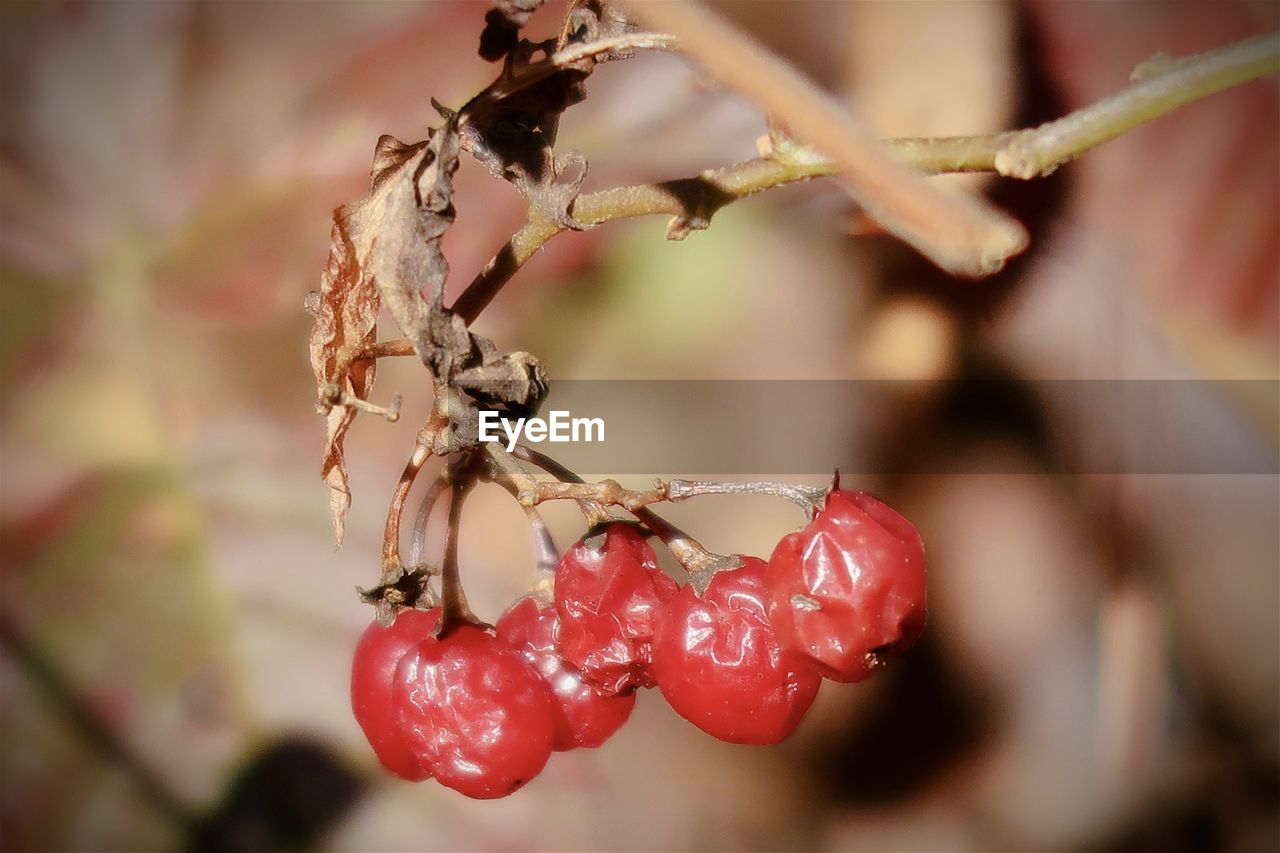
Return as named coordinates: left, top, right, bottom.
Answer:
left=480, top=0, right=547, bottom=62
left=365, top=121, right=469, bottom=378
left=308, top=132, right=451, bottom=547
left=358, top=564, right=442, bottom=627
left=459, top=0, right=631, bottom=228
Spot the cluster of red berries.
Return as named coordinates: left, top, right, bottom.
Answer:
left=351, top=489, right=927, bottom=799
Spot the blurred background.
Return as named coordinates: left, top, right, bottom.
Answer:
left=1, top=1, right=1277, bottom=850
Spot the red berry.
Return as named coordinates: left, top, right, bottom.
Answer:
left=766, top=490, right=926, bottom=683
left=393, top=625, right=555, bottom=799
left=653, top=557, right=821, bottom=744
left=554, top=523, right=679, bottom=694
left=350, top=608, right=439, bottom=781
left=497, top=594, right=636, bottom=751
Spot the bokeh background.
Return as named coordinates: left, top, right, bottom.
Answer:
left=2, top=1, right=1277, bottom=850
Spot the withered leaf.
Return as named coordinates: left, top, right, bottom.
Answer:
left=365, top=120, right=472, bottom=379
left=458, top=0, right=631, bottom=228
left=358, top=563, right=440, bottom=627
left=309, top=134, right=430, bottom=547
left=479, top=0, right=546, bottom=62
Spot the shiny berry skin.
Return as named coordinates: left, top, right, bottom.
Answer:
left=496, top=594, right=636, bottom=751
left=766, top=490, right=926, bottom=683
left=350, top=608, right=440, bottom=781
left=553, top=523, right=680, bottom=694
left=393, top=625, right=556, bottom=799
left=653, top=557, right=821, bottom=744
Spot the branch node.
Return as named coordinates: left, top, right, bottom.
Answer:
left=994, top=131, right=1056, bottom=180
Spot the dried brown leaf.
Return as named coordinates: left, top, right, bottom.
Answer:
left=366, top=122, right=470, bottom=378
left=480, top=0, right=546, bottom=62
left=458, top=0, right=630, bottom=228
left=308, top=134, right=433, bottom=546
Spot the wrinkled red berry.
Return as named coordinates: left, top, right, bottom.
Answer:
left=351, top=608, right=440, bottom=781
left=554, top=523, right=680, bottom=694
left=766, top=490, right=926, bottom=683
left=497, top=594, right=636, bottom=751
left=653, top=557, right=821, bottom=744
left=393, top=625, right=555, bottom=799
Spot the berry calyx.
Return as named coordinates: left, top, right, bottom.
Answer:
left=653, top=557, right=821, bottom=744
left=766, top=490, right=927, bottom=683
left=496, top=594, right=636, bottom=751
left=553, top=523, right=680, bottom=694
left=350, top=608, right=440, bottom=781
left=393, top=625, right=556, bottom=799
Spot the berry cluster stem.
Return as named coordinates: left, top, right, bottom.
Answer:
left=486, top=461, right=561, bottom=577
left=407, top=470, right=453, bottom=569
left=381, top=440, right=432, bottom=574
left=508, top=445, right=737, bottom=588
left=506, top=467, right=827, bottom=519
left=438, top=454, right=485, bottom=634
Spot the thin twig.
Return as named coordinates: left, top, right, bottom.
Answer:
left=508, top=445, right=732, bottom=579
left=993, top=31, right=1279, bottom=179
left=523, top=505, right=560, bottom=576
left=477, top=32, right=680, bottom=104
left=620, top=0, right=1027, bottom=277
left=438, top=455, right=484, bottom=633
left=666, top=479, right=828, bottom=517
left=553, top=31, right=677, bottom=64
left=489, top=471, right=561, bottom=576
left=356, top=339, right=416, bottom=361
left=451, top=30, right=1279, bottom=324
left=484, top=442, right=611, bottom=526
left=380, top=384, right=460, bottom=574
left=381, top=441, right=430, bottom=572
left=508, top=469, right=827, bottom=520
left=520, top=477, right=666, bottom=512
left=407, top=470, right=452, bottom=568
left=318, top=383, right=401, bottom=422
left=504, top=440, right=706, bottom=568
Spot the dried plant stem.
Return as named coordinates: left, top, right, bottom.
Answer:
left=407, top=470, right=452, bottom=568
left=357, top=340, right=416, bottom=361
left=319, top=383, right=401, bottom=422
left=484, top=442, right=610, bottom=526
left=451, top=30, right=1278, bottom=324
left=479, top=32, right=679, bottom=103
left=381, top=440, right=432, bottom=573
left=509, top=445, right=682, bottom=550
left=523, top=505, right=560, bottom=576
left=522, top=475, right=664, bottom=512
left=510, top=472, right=827, bottom=518
left=620, top=0, right=1027, bottom=278
left=665, top=479, right=828, bottom=515
left=490, top=472, right=561, bottom=576
left=505, top=447, right=761, bottom=583
left=438, top=456, right=484, bottom=633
